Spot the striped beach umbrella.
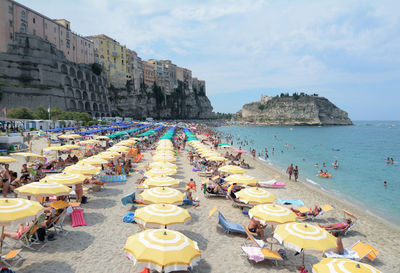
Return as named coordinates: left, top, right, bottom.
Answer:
left=96, top=151, right=120, bottom=159
left=81, top=156, right=108, bottom=166
left=11, top=152, right=44, bottom=158
left=206, top=156, right=227, bottom=162
left=249, top=204, right=297, bottom=225
left=40, top=172, right=86, bottom=185
left=0, top=198, right=44, bottom=226
left=15, top=181, right=72, bottom=197
left=64, top=163, right=101, bottom=176
left=58, top=134, right=81, bottom=139
left=145, top=168, right=177, bottom=177
left=140, top=187, right=185, bottom=205
left=134, top=204, right=191, bottom=228
left=150, top=162, right=177, bottom=169
left=124, top=229, right=201, bottom=273
left=219, top=165, right=246, bottom=174
left=234, top=188, right=276, bottom=204
left=0, top=156, right=16, bottom=163
left=155, top=151, right=176, bottom=157
left=312, top=258, right=382, bottom=273
left=274, top=223, right=337, bottom=265
left=44, top=146, right=71, bottom=152
left=225, top=174, right=258, bottom=186
left=62, top=145, right=81, bottom=150
left=144, top=176, right=179, bottom=188
left=108, top=146, right=130, bottom=152
left=153, top=155, right=176, bottom=162
left=95, top=136, right=109, bottom=140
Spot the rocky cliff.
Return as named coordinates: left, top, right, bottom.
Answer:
left=234, top=95, right=352, bottom=125
left=0, top=33, right=213, bottom=119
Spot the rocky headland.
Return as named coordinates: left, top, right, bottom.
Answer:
left=233, top=94, right=352, bottom=125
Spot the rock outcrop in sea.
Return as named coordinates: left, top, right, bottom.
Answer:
left=0, top=34, right=213, bottom=119
left=233, top=95, right=352, bottom=125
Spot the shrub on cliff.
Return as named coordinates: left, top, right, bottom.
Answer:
left=91, top=63, right=102, bottom=76
left=7, top=107, right=35, bottom=119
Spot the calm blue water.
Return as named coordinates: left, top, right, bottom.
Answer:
left=216, top=122, right=400, bottom=225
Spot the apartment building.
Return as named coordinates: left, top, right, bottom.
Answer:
left=0, top=0, right=94, bottom=64
left=142, top=61, right=155, bottom=87
left=126, top=49, right=143, bottom=92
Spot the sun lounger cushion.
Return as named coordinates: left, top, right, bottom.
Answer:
left=192, top=168, right=201, bottom=172
left=325, top=248, right=359, bottom=260
left=123, top=212, right=135, bottom=223
left=277, top=198, right=304, bottom=206
left=121, top=192, right=135, bottom=206
left=70, top=209, right=86, bottom=227
left=242, top=246, right=265, bottom=262
left=183, top=198, right=196, bottom=206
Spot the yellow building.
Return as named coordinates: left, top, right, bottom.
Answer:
left=87, top=34, right=128, bottom=88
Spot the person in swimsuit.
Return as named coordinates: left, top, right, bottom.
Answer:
left=20, top=164, right=30, bottom=182
left=332, top=231, right=344, bottom=254
left=3, top=222, right=30, bottom=240
left=320, top=218, right=352, bottom=231
left=248, top=218, right=265, bottom=239
left=1, top=164, right=11, bottom=197
left=294, top=166, right=299, bottom=182
left=290, top=205, right=322, bottom=218
left=286, top=164, right=293, bottom=180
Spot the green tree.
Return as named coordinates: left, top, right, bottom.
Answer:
left=34, top=106, right=48, bottom=119
left=7, top=107, right=35, bottom=119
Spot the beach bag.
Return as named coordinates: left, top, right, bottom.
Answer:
left=36, top=228, right=46, bottom=241
left=81, top=196, right=87, bottom=204
left=0, top=268, right=15, bottom=273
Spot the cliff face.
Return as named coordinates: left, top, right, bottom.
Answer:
left=234, top=96, right=352, bottom=125
left=0, top=33, right=213, bottom=119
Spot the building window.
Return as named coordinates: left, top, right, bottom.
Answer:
left=113, top=58, right=116, bottom=63
left=44, top=23, right=47, bottom=29
left=107, top=50, right=109, bottom=54
left=9, top=6, right=13, bottom=14
left=60, top=40, right=63, bottom=46
left=100, top=55, right=104, bottom=59
left=66, top=40, right=70, bottom=48
left=20, top=23, right=27, bottom=33
left=54, top=27, right=56, bottom=33
left=21, top=10, right=26, bottom=20
left=9, top=32, right=13, bottom=39
left=100, top=41, right=103, bottom=44
left=66, top=32, right=69, bottom=39
left=33, top=29, right=36, bottom=35
left=122, top=60, right=124, bottom=65
left=9, top=20, right=13, bottom=27
left=33, top=18, right=35, bottom=23
left=113, top=44, right=116, bottom=50
left=61, top=30, right=63, bottom=35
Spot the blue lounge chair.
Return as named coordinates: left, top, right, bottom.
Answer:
left=98, top=175, right=127, bottom=183
left=218, top=212, right=245, bottom=234
left=121, top=192, right=135, bottom=206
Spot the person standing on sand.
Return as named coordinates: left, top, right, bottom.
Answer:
left=286, top=164, right=293, bottom=181
left=294, top=166, right=299, bottom=182
left=1, top=164, right=11, bottom=197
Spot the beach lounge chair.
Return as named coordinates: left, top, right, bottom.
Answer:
left=325, top=241, right=379, bottom=262
left=1, top=249, right=23, bottom=267
left=98, top=175, right=127, bottom=183
left=52, top=209, right=69, bottom=236
left=227, top=192, right=253, bottom=209
left=297, top=204, right=333, bottom=221
left=121, top=192, right=136, bottom=206
left=15, top=217, right=47, bottom=251
left=217, top=212, right=246, bottom=234
left=257, top=179, right=286, bottom=189
left=241, top=225, right=283, bottom=265
left=330, top=210, right=357, bottom=236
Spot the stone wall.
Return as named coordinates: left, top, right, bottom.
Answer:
left=0, top=33, right=111, bottom=118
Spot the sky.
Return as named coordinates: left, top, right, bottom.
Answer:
left=18, top=0, right=400, bottom=120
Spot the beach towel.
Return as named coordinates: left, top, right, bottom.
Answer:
left=325, top=248, right=359, bottom=260
left=98, top=175, right=127, bottom=183
left=123, top=212, right=135, bottom=223
left=277, top=198, right=304, bottom=206
left=241, top=246, right=264, bottom=262
left=121, top=192, right=135, bottom=206
left=70, top=209, right=86, bottom=227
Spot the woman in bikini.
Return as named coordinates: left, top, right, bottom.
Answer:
left=319, top=218, right=352, bottom=231
left=3, top=223, right=31, bottom=240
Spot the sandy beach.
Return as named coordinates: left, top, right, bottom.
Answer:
left=4, top=134, right=400, bottom=273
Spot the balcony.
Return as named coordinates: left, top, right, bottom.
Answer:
left=111, top=51, right=120, bottom=57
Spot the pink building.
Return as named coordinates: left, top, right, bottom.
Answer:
left=0, top=0, right=94, bottom=64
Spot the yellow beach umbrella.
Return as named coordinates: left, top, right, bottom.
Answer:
left=150, top=162, right=177, bottom=169
left=79, top=140, right=100, bottom=145
left=108, top=146, right=130, bottom=152
left=225, top=174, right=258, bottom=186
left=0, top=156, right=17, bottom=163
left=44, top=146, right=71, bottom=152
left=140, top=187, right=185, bottom=205
left=144, top=176, right=179, bottom=188
left=62, top=145, right=81, bottom=150
left=155, top=152, right=176, bottom=158
left=11, top=152, right=44, bottom=158
left=124, top=229, right=201, bottom=273
left=95, top=136, right=109, bottom=140
left=0, top=198, right=44, bottom=226
left=134, top=204, right=191, bottom=228
left=312, top=258, right=382, bottom=273
left=156, top=147, right=174, bottom=151
left=153, top=155, right=176, bottom=162
left=235, top=188, right=276, bottom=204
left=64, top=163, right=101, bottom=176
left=145, top=168, right=177, bottom=177
left=249, top=204, right=297, bottom=225
left=96, top=151, right=120, bottom=159
left=81, top=157, right=108, bottom=166
left=274, top=223, right=337, bottom=265
left=40, top=172, right=86, bottom=186
left=219, top=165, right=246, bottom=174
left=58, top=134, right=81, bottom=139
left=15, top=181, right=71, bottom=197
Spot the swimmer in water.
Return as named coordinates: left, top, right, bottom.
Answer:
left=333, top=160, right=338, bottom=169
left=384, top=181, right=387, bottom=187
left=314, top=163, right=319, bottom=167
left=323, top=162, right=326, bottom=167
left=319, top=169, right=323, bottom=174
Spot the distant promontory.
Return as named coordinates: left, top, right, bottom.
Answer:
left=233, top=93, right=353, bottom=125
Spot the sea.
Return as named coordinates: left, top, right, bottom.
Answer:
left=216, top=121, right=400, bottom=226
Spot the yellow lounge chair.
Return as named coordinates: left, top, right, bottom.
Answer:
left=350, top=241, right=379, bottom=261
left=1, top=249, right=23, bottom=267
